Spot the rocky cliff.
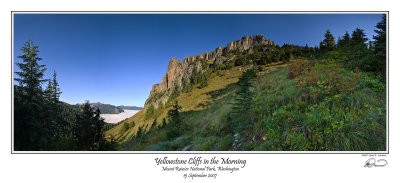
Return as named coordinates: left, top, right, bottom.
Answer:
left=145, top=34, right=275, bottom=108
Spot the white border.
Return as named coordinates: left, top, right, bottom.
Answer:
left=11, top=11, right=389, bottom=154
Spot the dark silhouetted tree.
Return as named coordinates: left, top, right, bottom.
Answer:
left=151, top=118, right=157, bottom=128
left=51, top=70, right=62, bottom=103
left=337, top=32, right=351, bottom=49
left=44, top=78, right=53, bottom=102
left=351, top=28, right=368, bottom=46
left=231, top=68, right=257, bottom=141
left=160, top=118, right=167, bottom=129
left=166, top=101, right=182, bottom=139
left=75, top=101, right=106, bottom=150
left=15, top=40, right=47, bottom=100
left=373, top=14, right=387, bottom=75
left=14, top=40, right=53, bottom=150
left=144, top=104, right=155, bottom=120
left=348, top=28, right=373, bottom=70
left=321, top=30, right=336, bottom=51
left=136, top=125, right=143, bottom=138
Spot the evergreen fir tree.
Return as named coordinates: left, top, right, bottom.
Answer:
left=44, top=78, right=53, bottom=102
left=75, top=101, right=105, bottom=150
left=14, top=40, right=52, bottom=150
left=166, top=101, right=182, bottom=139
left=337, top=32, right=351, bottom=49
left=144, top=104, right=155, bottom=120
left=15, top=40, right=47, bottom=100
left=231, top=68, right=257, bottom=141
left=151, top=118, right=157, bottom=128
left=168, top=101, right=182, bottom=123
left=52, top=70, right=62, bottom=103
left=373, top=14, right=387, bottom=75
left=348, top=28, right=372, bottom=70
left=136, top=125, right=143, bottom=138
left=94, top=107, right=105, bottom=149
left=321, top=29, right=336, bottom=51
left=351, top=28, right=368, bottom=46
left=160, top=118, right=167, bottom=129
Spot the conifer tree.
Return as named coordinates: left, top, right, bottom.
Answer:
left=168, top=101, right=182, bottom=124
left=43, top=77, right=58, bottom=138
left=44, top=78, right=53, bottom=102
left=348, top=28, right=372, bottom=70
left=14, top=40, right=52, bottom=150
left=166, top=101, right=182, bottom=139
left=94, top=107, right=105, bottom=149
left=15, top=40, right=47, bottom=100
left=51, top=70, right=63, bottom=137
left=160, top=118, right=167, bottom=129
left=42, top=70, right=63, bottom=138
left=75, top=101, right=105, bottom=150
left=337, top=32, right=351, bottom=49
left=373, top=14, right=387, bottom=75
left=151, top=118, right=157, bottom=128
left=351, top=28, right=368, bottom=46
left=321, top=29, right=336, bottom=51
left=144, top=104, right=155, bottom=120
left=52, top=70, right=62, bottom=103
left=232, top=68, right=257, bottom=140
left=136, top=125, right=143, bottom=138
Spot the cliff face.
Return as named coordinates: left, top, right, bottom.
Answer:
left=145, top=34, right=275, bottom=108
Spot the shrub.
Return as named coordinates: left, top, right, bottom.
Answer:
left=120, top=122, right=131, bottom=133
left=215, top=135, right=233, bottom=150
left=251, top=60, right=385, bottom=151
left=143, top=104, right=155, bottom=120
left=200, top=138, right=216, bottom=151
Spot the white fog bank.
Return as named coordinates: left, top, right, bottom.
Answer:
left=100, top=109, right=140, bottom=124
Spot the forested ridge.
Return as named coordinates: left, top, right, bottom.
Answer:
left=118, top=105, right=143, bottom=110
left=82, top=102, right=124, bottom=114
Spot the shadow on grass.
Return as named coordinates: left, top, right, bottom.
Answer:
left=117, top=80, right=240, bottom=151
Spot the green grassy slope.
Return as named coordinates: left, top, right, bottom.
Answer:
left=106, top=59, right=386, bottom=151
left=105, top=64, right=247, bottom=142
left=247, top=60, right=386, bottom=151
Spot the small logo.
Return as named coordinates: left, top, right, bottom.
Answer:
left=364, top=158, right=388, bottom=168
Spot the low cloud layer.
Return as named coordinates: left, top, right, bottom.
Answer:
left=100, top=109, right=139, bottom=124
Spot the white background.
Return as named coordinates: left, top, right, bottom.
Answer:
left=1, top=0, right=398, bottom=182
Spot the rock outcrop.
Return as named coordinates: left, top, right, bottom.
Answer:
left=145, top=34, right=275, bottom=108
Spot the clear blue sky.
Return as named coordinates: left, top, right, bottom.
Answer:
left=13, top=14, right=383, bottom=107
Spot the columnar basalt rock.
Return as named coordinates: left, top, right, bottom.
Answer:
left=145, top=35, right=275, bottom=108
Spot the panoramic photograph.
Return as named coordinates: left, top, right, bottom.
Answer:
left=12, top=13, right=387, bottom=151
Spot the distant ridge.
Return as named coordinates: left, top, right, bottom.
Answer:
left=118, top=105, right=143, bottom=110
left=75, top=102, right=124, bottom=114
